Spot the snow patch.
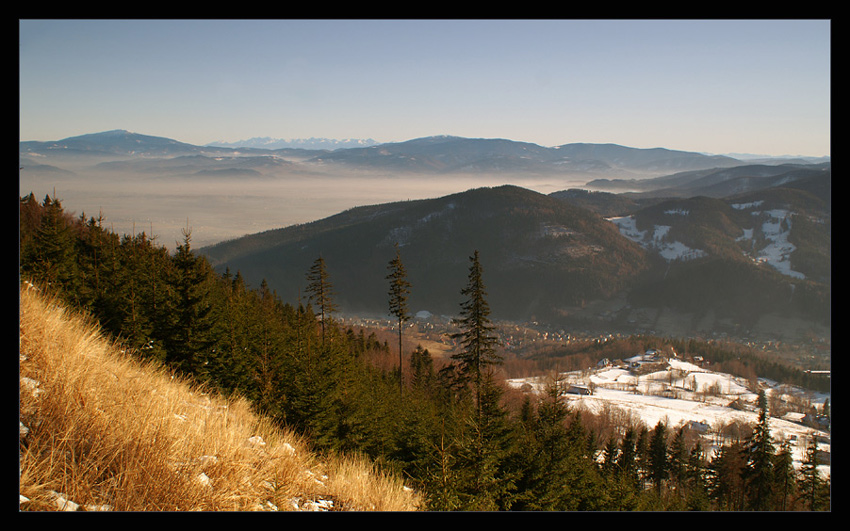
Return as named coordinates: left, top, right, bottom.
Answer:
left=608, top=216, right=707, bottom=262
left=731, top=200, right=764, bottom=210
left=738, top=209, right=805, bottom=279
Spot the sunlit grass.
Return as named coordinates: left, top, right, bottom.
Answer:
left=19, top=282, right=421, bottom=511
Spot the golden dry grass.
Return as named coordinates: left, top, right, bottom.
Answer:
left=18, top=282, right=421, bottom=512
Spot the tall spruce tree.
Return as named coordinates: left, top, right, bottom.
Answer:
left=386, top=243, right=412, bottom=394
left=743, top=389, right=776, bottom=510
left=648, top=421, right=669, bottom=493
left=668, top=425, right=689, bottom=491
left=164, top=228, right=217, bottom=376
left=450, top=250, right=500, bottom=410
left=305, top=256, right=337, bottom=346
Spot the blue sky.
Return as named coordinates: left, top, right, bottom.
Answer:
left=19, top=19, right=830, bottom=156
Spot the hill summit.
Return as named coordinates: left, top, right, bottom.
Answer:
left=201, top=185, right=650, bottom=322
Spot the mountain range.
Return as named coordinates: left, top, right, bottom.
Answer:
left=21, top=129, right=825, bottom=181
left=19, top=130, right=831, bottom=339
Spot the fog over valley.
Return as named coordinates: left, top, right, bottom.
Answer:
left=20, top=169, right=587, bottom=250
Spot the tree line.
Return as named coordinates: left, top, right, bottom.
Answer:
left=19, top=192, right=830, bottom=511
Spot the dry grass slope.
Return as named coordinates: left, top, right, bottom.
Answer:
left=18, top=283, right=421, bottom=512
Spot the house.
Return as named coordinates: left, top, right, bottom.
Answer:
left=567, top=385, right=592, bottom=396
left=686, top=420, right=711, bottom=434
left=803, top=413, right=830, bottom=431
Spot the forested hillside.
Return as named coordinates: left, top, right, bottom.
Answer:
left=200, top=185, right=652, bottom=322
left=200, top=181, right=830, bottom=338
left=19, top=192, right=830, bottom=511
left=618, top=175, right=831, bottom=329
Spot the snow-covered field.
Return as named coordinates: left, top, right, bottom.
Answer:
left=506, top=354, right=830, bottom=476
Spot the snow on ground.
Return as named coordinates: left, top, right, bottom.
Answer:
left=607, top=215, right=707, bottom=262
left=608, top=208, right=808, bottom=278
left=747, top=209, right=806, bottom=279
left=730, top=204, right=806, bottom=279
left=506, top=355, right=830, bottom=476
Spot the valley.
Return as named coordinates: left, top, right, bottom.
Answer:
left=20, top=130, right=831, bottom=350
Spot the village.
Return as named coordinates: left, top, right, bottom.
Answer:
left=338, top=309, right=830, bottom=476
left=506, top=347, right=831, bottom=475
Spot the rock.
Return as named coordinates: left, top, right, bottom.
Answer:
left=50, top=491, right=79, bottom=511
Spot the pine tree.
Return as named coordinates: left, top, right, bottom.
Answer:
left=668, top=425, right=689, bottom=492
left=511, top=377, right=573, bottom=510
left=449, top=373, right=516, bottom=511
left=252, top=279, right=287, bottom=417
left=305, top=256, right=337, bottom=346
left=210, top=269, right=256, bottom=394
left=562, top=410, right=610, bottom=510
left=421, top=419, right=463, bottom=511
left=449, top=250, right=501, bottom=410
left=386, top=243, right=412, bottom=394
left=743, top=389, right=776, bottom=510
left=773, top=440, right=796, bottom=510
left=648, top=421, right=669, bottom=493
left=136, top=231, right=172, bottom=363
left=163, top=228, right=217, bottom=376
left=279, top=302, right=322, bottom=432
left=684, top=440, right=710, bottom=510
left=19, top=193, right=42, bottom=252
left=616, top=427, right=640, bottom=485
left=601, top=436, right=619, bottom=478
left=22, top=195, right=80, bottom=300
left=115, top=232, right=158, bottom=355
left=409, top=345, right=436, bottom=394
left=74, top=213, right=119, bottom=330
left=797, top=435, right=829, bottom=510
left=634, top=426, right=651, bottom=489
left=708, top=440, right=746, bottom=510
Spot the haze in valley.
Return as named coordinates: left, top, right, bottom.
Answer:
left=20, top=160, right=589, bottom=249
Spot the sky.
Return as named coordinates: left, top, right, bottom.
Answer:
left=19, top=19, right=831, bottom=157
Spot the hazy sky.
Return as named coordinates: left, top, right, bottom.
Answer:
left=20, top=19, right=830, bottom=156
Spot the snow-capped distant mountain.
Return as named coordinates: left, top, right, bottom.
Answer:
left=205, top=137, right=379, bottom=151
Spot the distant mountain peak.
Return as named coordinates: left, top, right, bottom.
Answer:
left=206, top=137, right=379, bottom=151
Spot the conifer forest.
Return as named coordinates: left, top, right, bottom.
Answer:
left=19, top=193, right=830, bottom=511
